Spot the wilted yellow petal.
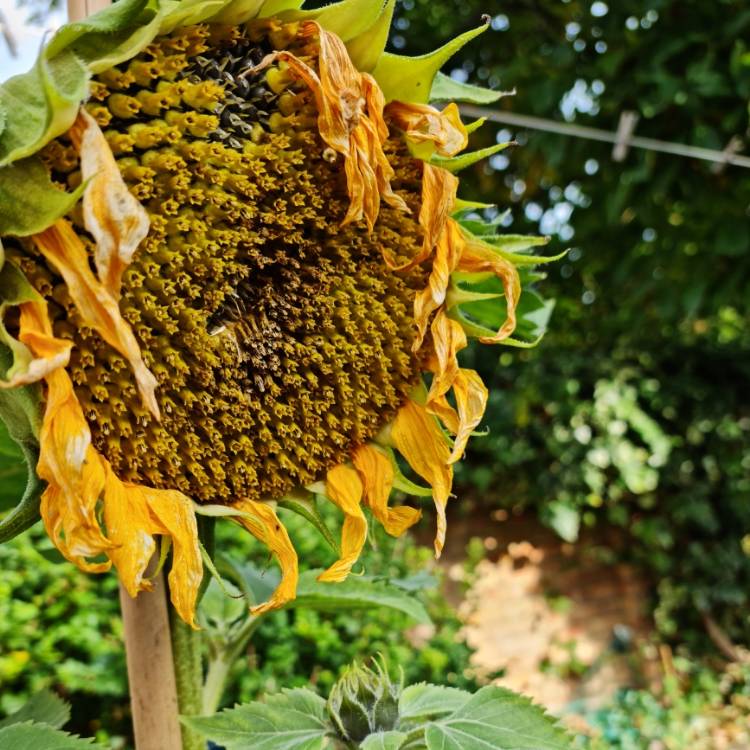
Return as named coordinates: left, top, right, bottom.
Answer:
left=0, top=299, right=72, bottom=388
left=457, top=238, right=522, bottom=343
left=102, top=461, right=202, bottom=627
left=18, top=299, right=112, bottom=570
left=426, top=308, right=466, bottom=405
left=69, top=109, right=150, bottom=299
left=449, top=368, right=488, bottom=462
left=33, top=220, right=159, bottom=417
left=422, top=311, right=488, bottom=463
left=386, top=101, right=468, bottom=157
left=352, top=444, right=421, bottom=536
left=383, top=163, right=457, bottom=272
left=318, top=463, right=367, bottom=582
left=254, top=22, right=406, bottom=231
left=391, top=398, right=453, bottom=557
left=232, top=498, right=299, bottom=614
left=413, top=216, right=465, bottom=350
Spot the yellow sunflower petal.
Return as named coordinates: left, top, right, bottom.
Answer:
left=18, top=299, right=112, bottom=569
left=103, top=460, right=202, bottom=627
left=318, top=463, right=367, bottom=582
left=391, top=398, right=453, bottom=557
left=68, top=109, right=150, bottom=300
left=382, top=163, right=457, bottom=272
left=0, top=299, right=73, bottom=388
left=33, top=220, right=159, bottom=417
left=426, top=307, right=467, bottom=405
left=386, top=101, right=468, bottom=157
left=352, top=443, right=421, bottom=537
left=232, top=498, right=299, bottom=614
left=255, top=22, right=406, bottom=230
left=446, top=368, right=488, bottom=463
left=457, top=238, right=522, bottom=343
left=413, top=216, right=465, bottom=350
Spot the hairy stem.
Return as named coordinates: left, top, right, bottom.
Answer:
left=170, top=611, right=204, bottom=750
left=202, top=615, right=262, bottom=714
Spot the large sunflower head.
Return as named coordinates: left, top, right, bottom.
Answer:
left=0, top=0, right=557, bottom=625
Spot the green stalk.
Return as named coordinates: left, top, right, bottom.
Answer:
left=202, top=615, right=263, bottom=715
left=170, top=609, right=204, bottom=750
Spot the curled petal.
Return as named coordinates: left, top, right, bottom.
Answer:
left=426, top=308, right=467, bottom=405
left=386, top=101, right=468, bottom=157
left=423, top=310, right=488, bottom=462
left=352, top=444, right=421, bottom=537
left=457, top=238, right=522, bottom=343
left=33, top=220, right=159, bottom=417
left=232, top=499, right=299, bottom=614
left=318, top=463, right=367, bottom=582
left=68, top=109, right=150, bottom=299
left=39, top=446, right=110, bottom=573
left=392, top=399, right=453, bottom=557
left=19, top=299, right=112, bottom=569
left=103, top=462, right=202, bottom=628
left=413, top=217, right=465, bottom=350
left=254, top=22, right=405, bottom=230
left=0, top=299, right=72, bottom=388
left=384, top=163, right=457, bottom=272
left=433, top=369, right=488, bottom=464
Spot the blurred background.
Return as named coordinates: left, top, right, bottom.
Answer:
left=1, top=1, right=749, bottom=748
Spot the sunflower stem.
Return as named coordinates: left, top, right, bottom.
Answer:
left=202, top=615, right=263, bottom=714
left=170, top=609, right=204, bottom=750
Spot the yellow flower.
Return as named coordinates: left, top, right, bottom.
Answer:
left=0, top=0, right=551, bottom=625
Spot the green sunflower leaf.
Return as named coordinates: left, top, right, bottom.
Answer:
left=399, top=684, right=471, bottom=723
left=432, top=142, right=513, bottom=173
left=346, top=0, right=395, bottom=72
left=0, top=156, right=85, bottom=237
left=0, top=690, right=70, bottom=730
left=181, top=688, right=329, bottom=749
left=0, top=50, right=89, bottom=167
left=430, top=71, right=512, bottom=105
left=372, top=21, right=489, bottom=104
left=360, top=731, right=407, bottom=749
left=290, top=569, right=432, bottom=624
left=0, top=723, right=102, bottom=749
left=424, top=685, right=572, bottom=750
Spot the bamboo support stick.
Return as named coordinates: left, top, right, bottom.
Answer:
left=119, top=577, right=184, bottom=750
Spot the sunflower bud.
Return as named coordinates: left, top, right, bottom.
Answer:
left=327, top=661, right=401, bottom=743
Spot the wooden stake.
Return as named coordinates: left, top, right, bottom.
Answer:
left=67, top=0, right=112, bottom=22
left=119, top=577, right=184, bottom=750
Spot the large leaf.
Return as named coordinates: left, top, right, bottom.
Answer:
left=0, top=722, right=101, bottom=749
left=360, top=731, right=407, bottom=749
left=182, top=688, right=329, bottom=750
left=290, top=570, right=431, bottom=624
left=0, top=691, right=70, bottom=730
left=398, top=684, right=470, bottom=723
left=424, top=686, right=572, bottom=750
left=219, top=560, right=432, bottom=624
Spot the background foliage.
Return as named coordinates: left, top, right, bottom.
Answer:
left=394, top=0, right=750, bottom=651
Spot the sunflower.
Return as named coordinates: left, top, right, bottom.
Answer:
left=0, top=0, right=557, bottom=626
